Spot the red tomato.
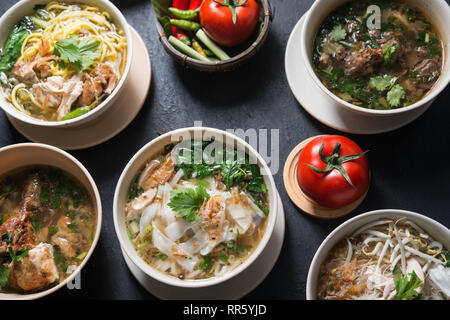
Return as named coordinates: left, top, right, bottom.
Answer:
left=296, top=135, right=370, bottom=209
left=199, top=0, right=260, bottom=47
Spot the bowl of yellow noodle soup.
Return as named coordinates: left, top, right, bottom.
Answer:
left=0, top=0, right=132, bottom=127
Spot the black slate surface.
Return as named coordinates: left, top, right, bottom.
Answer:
left=0, top=0, right=449, bottom=300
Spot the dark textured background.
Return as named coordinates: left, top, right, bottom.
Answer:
left=0, top=0, right=449, bottom=300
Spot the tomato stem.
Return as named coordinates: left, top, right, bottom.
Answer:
left=213, top=0, right=249, bottom=24
left=306, top=141, right=369, bottom=187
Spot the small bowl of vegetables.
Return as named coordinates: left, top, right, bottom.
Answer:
left=300, top=0, right=450, bottom=115
left=151, top=0, right=273, bottom=71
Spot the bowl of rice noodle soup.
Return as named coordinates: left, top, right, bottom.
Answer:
left=113, top=128, right=278, bottom=288
left=0, top=0, right=132, bottom=127
left=307, top=209, right=450, bottom=300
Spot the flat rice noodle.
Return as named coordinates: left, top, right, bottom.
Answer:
left=152, top=222, right=197, bottom=272
left=165, top=219, right=192, bottom=242
left=159, top=184, right=177, bottom=225
left=139, top=201, right=160, bottom=235
left=178, top=227, right=210, bottom=256
left=226, top=193, right=257, bottom=234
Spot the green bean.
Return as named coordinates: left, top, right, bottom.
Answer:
left=168, top=7, right=199, bottom=20
left=170, top=19, right=201, bottom=32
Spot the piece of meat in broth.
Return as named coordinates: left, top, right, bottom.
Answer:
left=56, top=77, right=83, bottom=120
left=79, top=64, right=118, bottom=106
left=344, top=47, right=383, bottom=76
left=0, top=173, right=41, bottom=253
left=142, top=157, right=175, bottom=190
left=32, top=76, right=65, bottom=109
left=50, top=216, right=85, bottom=258
left=8, top=243, right=58, bottom=291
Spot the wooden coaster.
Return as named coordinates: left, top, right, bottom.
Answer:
left=283, top=135, right=368, bottom=219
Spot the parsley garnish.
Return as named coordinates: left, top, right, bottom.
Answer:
left=168, top=185, right=210, bottom=222
left=387, top=84, right=405, bottom=107
left=369, top=75, right=397, bottom=91
left=54, top=35, right=100, bottom=72
left=383, top=43, right=397, bottom=65
left=393, top=267, right=423, bottom=300
left=330, top=24, right=347, bottom=41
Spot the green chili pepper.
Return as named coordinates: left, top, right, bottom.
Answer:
left=62, top=94, right=105, bottom=120
left=168, top=7, right=199, bottom=20
left=170, top=19, right=201, bottom=32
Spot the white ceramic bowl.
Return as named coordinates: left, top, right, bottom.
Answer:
left=301, top=0, right=450, bottom=116
left=113, top=127, right=278, bottom=289
left=0, top=143, right=102, bottom=300
left=306, top=209, right=450, bottom=300
left=0, top=0, right=133, bottom=128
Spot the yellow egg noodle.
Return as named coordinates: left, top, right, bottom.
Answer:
left=7, top=1, right=127, bottom=119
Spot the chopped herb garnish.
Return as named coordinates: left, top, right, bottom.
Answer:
left=330, top=24, right=347, bottom=41
left=8, top=247, right=30, bottom=261
left=387, top=84, right=405, bottom=107
left=154, top=252, right=168, bottom=261
left=393, top=268, right=423, bottom=300
left=31, top=220, right=43, bottom=230
left=199, top=255, right=213, bottom=272
left=67, top=221, right=79, bottom=232
left=223, top=241, right=252, bottom=255
left=48, top=226, right=59, bottom=236
left=1, top=233, right=12, bottom=243
left=219, top=253, right=228, bottom=262
left=0, top=264, right=10, bottom=290
left=168, top=185, right=210, bottom=222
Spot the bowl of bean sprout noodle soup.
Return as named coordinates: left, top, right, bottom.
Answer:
left=307, top=209, right=450, bottom=300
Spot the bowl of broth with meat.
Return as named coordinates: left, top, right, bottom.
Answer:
left=301, top=0, right=450, bottom=115
left=0, top=143, right=101, bottom=299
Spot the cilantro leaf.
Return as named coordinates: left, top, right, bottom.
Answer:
left=394, top=270, right=423, bottom=300
left=168, top=185, right=210, bottom=222
left=54, top=35, right=100, bottom=72
left=387, top=84, right=405, bottom=107
left=369, top=75, right=397, bottom=91
left=331, top=24, right=347, bottom=42
left=383, top=43, right=397, bottom=65
left=0, top=264, right=10, bottom=290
